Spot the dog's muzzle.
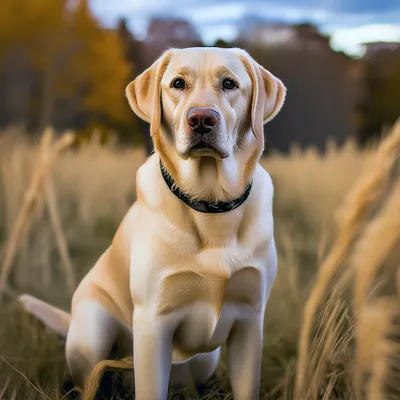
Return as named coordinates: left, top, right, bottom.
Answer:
left=185, top=108, right=228, bottom=159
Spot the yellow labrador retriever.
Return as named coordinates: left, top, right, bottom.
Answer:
left=19, top=47, right=286, bottom=399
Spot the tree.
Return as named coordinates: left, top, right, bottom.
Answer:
left=0, top=0, right=66, bottom=128
left=0, top=0, right=135, bottom=138
left=70, top=2, right=132, bottom=130
left=358, top=59, right=400, bottom=143
left=213, top=39, right=232, bottom=48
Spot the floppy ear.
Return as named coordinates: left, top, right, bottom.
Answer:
left=126, top=49, right=175, bottom=136
left=235, top=50, right=287, bottom=139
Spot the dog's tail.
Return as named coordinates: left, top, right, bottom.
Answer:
left=18, top=294, right=71, bottom=338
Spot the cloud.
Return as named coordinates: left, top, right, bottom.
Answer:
left=329, top=24, right=400, bottom=55
left=333, top=0, right=399, bottom=13
left=90, top=0, right=400, bottom=55
left=91, top=0, right=400, bottom=26
left=92, top=0, right=400, bottom=15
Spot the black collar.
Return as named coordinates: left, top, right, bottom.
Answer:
left=160, top=160, right=252, bottom=214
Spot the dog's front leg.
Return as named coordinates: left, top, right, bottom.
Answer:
left=227, top=316, right=263, bottom=400
left=133, top=308, right=173, bottom=400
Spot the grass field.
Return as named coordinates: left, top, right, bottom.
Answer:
left=0, top=121, right=399, bottom=399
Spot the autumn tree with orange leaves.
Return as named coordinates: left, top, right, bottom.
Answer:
left=0, top=0, right=136, bottom=140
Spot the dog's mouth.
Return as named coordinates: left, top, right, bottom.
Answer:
left=187, top=139, right=229, bottom=160
left=189, top=143, right=223, bottom=159
left=190, top=143, right=215, bottom=153
left=178, top=133, right=230, bottom=160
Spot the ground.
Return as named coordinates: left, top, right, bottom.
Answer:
left=1, top=127, right=398, bottom=399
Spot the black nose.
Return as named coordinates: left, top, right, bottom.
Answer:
left=187, top=108, right=220, bottom=134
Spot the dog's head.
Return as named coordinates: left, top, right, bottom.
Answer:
left=126, top=47, right=286, bottom=195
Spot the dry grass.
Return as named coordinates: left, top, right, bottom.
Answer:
left=0, top=120, right=399, bottom=399
left=0, top=128, right=77, bottom=297
left=0, top=131, right=146, bottom=305
left=294, top=119, right=400, bottom=400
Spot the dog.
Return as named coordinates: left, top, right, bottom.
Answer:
left=19, top=47, right=286, bottom=399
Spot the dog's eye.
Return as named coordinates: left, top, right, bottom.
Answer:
left=171, top=78, right=185, bottom=89
left=222, top=79, right=238, bottom=90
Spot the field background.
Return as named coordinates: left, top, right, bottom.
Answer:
left=1, top=0, right=400, bottom=398
left=2, top=125, right=395, bottom=400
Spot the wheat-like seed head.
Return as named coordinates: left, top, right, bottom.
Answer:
left=295, top=119, right=400, bottom=398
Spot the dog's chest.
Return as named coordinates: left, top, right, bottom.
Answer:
left=156, top=261, right=264, bottom=354
left=157, top=264, right=263, bottom=316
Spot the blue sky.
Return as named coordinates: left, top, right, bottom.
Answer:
left=91, top=0, right=400, bottom=56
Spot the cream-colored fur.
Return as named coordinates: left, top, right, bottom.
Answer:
left=19, top=47, right=286, bottom=400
